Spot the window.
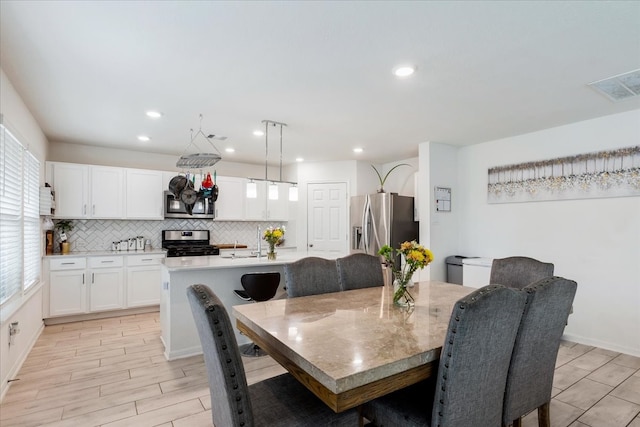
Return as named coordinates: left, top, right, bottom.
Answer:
left=0, top=121, right=41, bottom=305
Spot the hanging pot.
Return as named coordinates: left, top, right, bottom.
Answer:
left=181, top=187, right=198, bottom=205
left=211, top=184, right=219, bottom=201
left=168, top=175, right=188, bottom=198
left=184, top=202, right=194, bottom=215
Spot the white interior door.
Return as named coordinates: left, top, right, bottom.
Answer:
left=307, top=182, right=347, bottom=252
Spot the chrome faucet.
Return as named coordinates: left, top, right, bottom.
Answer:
left=256, top=226, right=262, bottom=258
left=232, top=240, right=237, bottom=258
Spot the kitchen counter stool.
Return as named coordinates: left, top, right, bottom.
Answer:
left=233, top=272, right=281, bottom=356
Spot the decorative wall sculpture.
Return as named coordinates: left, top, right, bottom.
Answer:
left=487, top=146, right=640, bottom=203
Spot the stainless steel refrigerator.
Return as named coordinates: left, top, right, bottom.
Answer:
left=350, top=193, right=419, bottom=257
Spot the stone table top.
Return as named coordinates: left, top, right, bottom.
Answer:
left=233, top=281, right=475, bottom=411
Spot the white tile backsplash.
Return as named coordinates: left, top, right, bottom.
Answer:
left=53, top=219, right=288, bottom=253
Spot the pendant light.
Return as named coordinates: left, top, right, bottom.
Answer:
left=246, top=179, right=257, bottom=198
left=247, top=120, right=298, bottom=201
left=288, top=184, right=298, bottom=201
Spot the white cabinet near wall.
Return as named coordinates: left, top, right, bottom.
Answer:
left=49, top=255, right=127, bottom=317
left=88, top=256, right=124, bottom=312
left=49, top=257, right=87, bottom=316
left=215, top=176, right=245, bottom=220
left=48, top=162, right=124, bottom=219
left=125, top=168, right=164, bottom=219
left=49, top=163, right=89, bottom=218
left=126, top=254, right=163, bottom=307
left=90, top=166, right=124, bottom=218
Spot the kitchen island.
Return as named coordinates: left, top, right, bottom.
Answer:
left=160, top=250, right=346, bottom=360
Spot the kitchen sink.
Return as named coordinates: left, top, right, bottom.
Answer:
left=220, top=253, right=260, bottom=259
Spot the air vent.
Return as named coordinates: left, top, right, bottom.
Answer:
left=588, top=69, right=640, bottom=102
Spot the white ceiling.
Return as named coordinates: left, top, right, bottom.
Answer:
left=1, top=1, right=639, bottom=166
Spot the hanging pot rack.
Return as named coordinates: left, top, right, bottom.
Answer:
left=176, top=114, right=225, bottom=169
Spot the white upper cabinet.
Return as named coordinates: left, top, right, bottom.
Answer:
left=244, top=181, right=267, bottom=220
left=214, top=176, right=245, bottom=220
left=90, top=166, right=124, bottom=218
left=47, top=162, right=163, bottom=220
left=244, top=181, right=290, bottom=221
left=125, top=168, right=164, bottom=219
left=50, top=162, right=89, bottom=218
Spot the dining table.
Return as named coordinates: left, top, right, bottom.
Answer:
left=233, top=280, right=475, bottom=413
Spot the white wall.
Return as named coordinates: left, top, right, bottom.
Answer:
left=49, top=140, right=281, bottom=179
left=418, top=143, right=459, bottom=282
left=379, top=158, right=419, bottom=196
left=0, top=68, right=49, bottom=400
left=456, top=109, right=640, bottom=356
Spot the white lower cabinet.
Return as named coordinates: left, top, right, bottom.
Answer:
left=48, top=254, right=163, bottom=318
left=50, top=268, right=87, bottom=316
left=88, top=256, right=124, bottom=311
left=126, top=255, right=163, bottom=307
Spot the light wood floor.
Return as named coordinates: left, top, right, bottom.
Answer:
left=1, top=312, right=638, bottom=427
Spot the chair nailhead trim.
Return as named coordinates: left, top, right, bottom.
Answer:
left=192, top=284, right=251, bottom=425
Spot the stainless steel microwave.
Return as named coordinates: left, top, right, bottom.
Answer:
left=164, top=191, right=215, bottom=219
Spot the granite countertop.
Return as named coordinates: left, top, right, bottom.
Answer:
left=44, top=249, right=167, bottom=258
left=163, top=250, right=345, bottom=271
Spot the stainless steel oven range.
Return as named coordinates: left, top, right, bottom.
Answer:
left=161, top=230, right=220, bottom=257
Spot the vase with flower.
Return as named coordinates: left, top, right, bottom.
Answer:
left=379, top=241, right=434, bottom=306
left=263, top=226, right=285, bottom=260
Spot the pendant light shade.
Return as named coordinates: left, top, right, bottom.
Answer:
left=246, top=181, right=257, bottom=198
left=288, top=185, right=298, bottom=201
left=269, top=182, right=279, bottom=200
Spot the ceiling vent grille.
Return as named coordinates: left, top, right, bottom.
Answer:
left=588, top=69, right=640, bottom=102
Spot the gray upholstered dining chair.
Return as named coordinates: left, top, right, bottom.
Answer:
left=336, top=253, right=384, bottom=290
left=283, top=257, right=341, bottom=297
left=186, top=284, right=359, bottom=427
left=361, top=284, right=528, bottom=427
left=490, top=256, right=554, bottom=289
left=503, top=276, right=577, bottom=427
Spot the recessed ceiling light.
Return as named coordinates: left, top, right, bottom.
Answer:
left=295, top=157, right=304, bottom=162
left=393, top=65, right=416, bottom=78
left=145, top=111, right=163, bottom=119
left=225, top=147, right=235, bottom=153
left=137, top=135, right=151, bottom=142
left=253, top=130, right=264, bottom=136
left=353, top=148, right=363, bottom=153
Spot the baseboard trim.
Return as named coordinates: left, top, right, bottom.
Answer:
left=0, top=323, right=44, bottom=403
left=562, top=333, right=640, bottom=358
left=44, top=306, right=159, bottom=325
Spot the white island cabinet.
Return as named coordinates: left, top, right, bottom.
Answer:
left=160, top=250, right=345, bottom=360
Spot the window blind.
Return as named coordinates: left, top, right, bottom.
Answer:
left=0, top=122, right=40, bottom=304
left=24, top=150, right=41, bottom=289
